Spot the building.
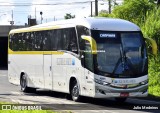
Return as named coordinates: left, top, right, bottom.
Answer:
left=0, top=25, right=25, bottom=69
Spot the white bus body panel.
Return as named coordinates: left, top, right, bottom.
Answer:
left=44, top=54, right=52, bottom=90
left=8, top=54, right=44, bottom=88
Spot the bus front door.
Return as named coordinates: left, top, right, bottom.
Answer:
left=43, top=54, right=52, bottom=90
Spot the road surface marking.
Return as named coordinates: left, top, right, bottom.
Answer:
left=101, top=110, right=119, bottom=113
left=11, top=99, right=35, bottom=104
left=10, top=91, right=23, bottom=95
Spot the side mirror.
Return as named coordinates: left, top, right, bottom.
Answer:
left=81, top=35, right=97, bottom=54
left=145, top=37, right=157, bottom=56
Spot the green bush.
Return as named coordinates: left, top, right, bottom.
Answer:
left=148, top=56, right=160, bottom=97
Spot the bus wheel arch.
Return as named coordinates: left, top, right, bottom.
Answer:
left=69, top=77, right=81, bottom=102
left=20, top=72, right=36, bottom=93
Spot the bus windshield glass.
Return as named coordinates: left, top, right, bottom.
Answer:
left=91, top=30, right=147, bottom=78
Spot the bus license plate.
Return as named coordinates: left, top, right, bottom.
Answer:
left=120, top=92, right=129, bottom=97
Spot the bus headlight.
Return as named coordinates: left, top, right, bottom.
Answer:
left=95, top=79, right=109, bottom=86
left=140, top=79, right=148, bottom=85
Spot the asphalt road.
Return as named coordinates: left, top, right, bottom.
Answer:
left=0, top=70, right=160, bottom=113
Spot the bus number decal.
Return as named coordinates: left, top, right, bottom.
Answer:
left=57, top=58, right=75, bottom=65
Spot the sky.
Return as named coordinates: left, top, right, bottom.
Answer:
left=0, top=0, right=123, bottom=25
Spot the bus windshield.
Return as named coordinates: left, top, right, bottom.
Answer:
left=91, top=30, right=147, bottom=78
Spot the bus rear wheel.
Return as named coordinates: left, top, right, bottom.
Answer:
left=115, top=97, right=127, bottom=103
left=20, top=74, right=36, bottom=93
left=71, top=80, right=81, bottom=102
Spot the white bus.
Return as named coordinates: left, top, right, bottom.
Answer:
left=8, top=17, right=148, bottom=102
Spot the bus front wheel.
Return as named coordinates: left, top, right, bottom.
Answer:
left=71, top=80, right=81, bottom=102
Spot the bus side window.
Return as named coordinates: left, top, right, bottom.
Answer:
left=24, top=32, right=33, bottom=51
left=10, top=34, right=17, bottom=51
left=33, top=31, right=43, bottom=51
left=27, top=32, right=36, bottom=51
left=84, top=40, right=94, bottom=72
left=42, top=30, right=52, bottom=51
left=57, top=29, right=63, bottom=50
left=68, top=28, right=78, bottom=54
left=76, top=25, right=90, bottom=52
left=9, top=34, right=13, bottom=50
left=51, top=30, right=58, bottom=51
left=13, top=33, right=26, bottom=51
left=62, top=28, right=70, bottom=51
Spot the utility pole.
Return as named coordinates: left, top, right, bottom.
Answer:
left=12, top=10, right=13, bottom=23
left=108, top=0, right=111, bottom=14
left=10, top=10, right=14, bottom=28
left=54, top=16, right=56, bottom=21
left=91, top=1, right=93, bottom=17
left=40, top=11, right=43, bottom=24
left=95, top=0, right=98, bottom=16
left=35, top=7, right=36, bottom=19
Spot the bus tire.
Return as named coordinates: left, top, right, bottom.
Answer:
left=115, top=97, right=127, bottom=103
left=20, top=74, right=36, bottom=93
left=71, top=80, right=81, bottom=102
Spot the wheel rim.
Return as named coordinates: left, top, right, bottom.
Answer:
left=21, top=76, right=26, bottom=88
left=72, top=84, right=79, bottom=98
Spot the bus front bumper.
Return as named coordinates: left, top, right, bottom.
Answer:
left=94, top=83, right=148, bottom=98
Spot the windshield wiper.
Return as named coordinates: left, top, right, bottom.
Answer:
left=111, top=46, right=135, bottom=77
left=111, top=45, right=123, bottom=76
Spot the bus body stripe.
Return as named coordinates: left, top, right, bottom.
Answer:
left=9, top=26, right=60, bottom=34
left=8, top=49, right=64, bottom=55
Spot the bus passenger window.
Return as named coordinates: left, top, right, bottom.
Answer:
left=76, top=26, right=90, bottom=51
left=68, top=28, right=78, bottom=54
left=57, top=29, right=63, bottom=50
left=51, top=30, right=58, bottom=51
left=42, top=31, right=52, bottom=51
left=33, top=31, right=43, bottom=51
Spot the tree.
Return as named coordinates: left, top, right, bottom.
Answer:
left=64, top=13, right=75, bottom=19
left=111, top=0, right=155, bottom=26
left=98, top=10, right=110, bottom=17
left=141, top=8, right=160, bottom=51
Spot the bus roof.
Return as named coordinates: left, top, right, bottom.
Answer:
left=9, top=17, right=141, bottom=34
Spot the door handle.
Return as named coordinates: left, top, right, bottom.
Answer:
left=50, top=66, right=52, bottom=71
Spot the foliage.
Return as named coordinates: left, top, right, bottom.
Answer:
left=111, top=0, right=155, bottom=26
left=98, top=10, right=110, bottom=17
left=148, top=56, right=160, bottom=97
left=141, top=8, right=160, bottom=49
left=64, top=13, right=75, bottom=19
